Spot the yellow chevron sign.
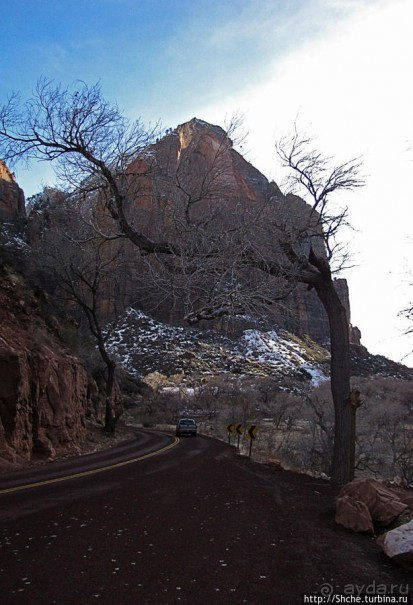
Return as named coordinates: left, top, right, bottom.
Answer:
left=246, top=425, right=257, bottom=440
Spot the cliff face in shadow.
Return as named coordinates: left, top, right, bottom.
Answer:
left=0, top=264, right=109, bottom=463
left=0, top=164, right=112, bottom=463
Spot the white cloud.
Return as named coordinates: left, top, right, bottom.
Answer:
left=196, top=0, right=413, bottom=363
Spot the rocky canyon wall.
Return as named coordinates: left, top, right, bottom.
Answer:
left=0, top=163, right=108, bottom=463
left=0, top=267, right=106, bottom=463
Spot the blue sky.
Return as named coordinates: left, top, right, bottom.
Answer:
left=1, top=0, right=413, bottom=364
left=1, top=0, right=377, bottom=123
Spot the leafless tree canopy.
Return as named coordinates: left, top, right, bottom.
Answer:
left=276, top=127, right=364, bottom=267
left=0, top=78, right=154, bottom=180
left=0, top=79, right=178, bottom=255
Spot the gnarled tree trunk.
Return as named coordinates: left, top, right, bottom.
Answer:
left=313, top=277, right=355, bottom=484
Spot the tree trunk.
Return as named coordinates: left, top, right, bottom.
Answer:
left=104, top=359, right=116, bottom=435
left=314, top=278, right=355, bottom=484
left=98, top=339, right=117, bottom=435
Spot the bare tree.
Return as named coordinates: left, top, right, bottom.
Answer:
left=172, top=126, right=365, bottom=483
left=60, top=241, right=119, bottom=433
left=269, top=130, right=364, bottom=483
left=28, top=191, right=128, bottom=434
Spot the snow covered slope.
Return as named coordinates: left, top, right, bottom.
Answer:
left=108, top=308, right=329, bottom=386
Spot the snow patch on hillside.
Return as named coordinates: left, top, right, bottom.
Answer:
left=239, top=330, right=327, bottom=386
left=108, top=308, right=329, bottom=385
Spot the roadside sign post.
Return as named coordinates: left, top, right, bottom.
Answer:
left=235, top=423, right=243, bottom=449
left=246, top=425, right=257, bottom=458
left=227, top=424, right=235, bottom=445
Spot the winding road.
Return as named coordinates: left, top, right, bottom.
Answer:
left=0, top=430, right=178, bottom=503
left=0, top=431, right=411, bottom=605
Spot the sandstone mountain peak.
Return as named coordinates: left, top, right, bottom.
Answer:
left=172, top=118, right=234, bottom=170
left=176, top=117, right=232, bottom=148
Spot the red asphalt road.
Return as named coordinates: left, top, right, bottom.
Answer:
left=0, top=430, right=176, bottom=503
left=0, top=431, right=411, bottom=605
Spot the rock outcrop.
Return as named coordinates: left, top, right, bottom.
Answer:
left=0, top=164, right=110, bottom=463
left=0, top=267, right=105, bottom=463
left=0, top=160, right=26, bottom=228
left=335, top=478, right=408, bottom=534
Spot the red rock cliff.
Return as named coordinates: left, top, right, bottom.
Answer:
left=128, top=118, right=359, bottom=344
left=0, top=268, right=105, bottom=464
